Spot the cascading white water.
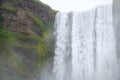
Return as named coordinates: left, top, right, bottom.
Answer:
left=53, top=4, right=119, bottom=80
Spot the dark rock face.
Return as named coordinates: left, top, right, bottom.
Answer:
left=0, top=0, right=56, bottom=80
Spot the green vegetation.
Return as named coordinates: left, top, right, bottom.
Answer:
left=0, top=29, right=14, bottom=45
left=0, top=14, right=50, bottom=66
left=0, top=30, right=49, bottom=62
left=0, top=16, right=14, bottom=45
left=33, top=16, right=45, bottom=31
left=0, top=15, right=29, bottom=75
left=32, top=0, right=40, bottom=3
left=0, top=0, right=56, bottom=79
left=0, top=0, right=55, bottom=75
left=27, top=12, right=47, bottom=33
left=13, top=33, right=49, bottom=63
left=0, top=2, right=18, bottom=12
left=0, top=15, right=28, bottom=75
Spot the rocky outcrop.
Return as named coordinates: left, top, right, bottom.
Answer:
left=0, top=0, right=56, bottom=80
left=0, top=0, right=56, bottom=34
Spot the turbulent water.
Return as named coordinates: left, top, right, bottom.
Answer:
left=53, top=4, right=119, bottom=80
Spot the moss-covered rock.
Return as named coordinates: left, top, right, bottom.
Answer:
left=0, top=0, right=56, bottom=80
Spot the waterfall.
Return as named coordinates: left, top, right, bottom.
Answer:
left=53, top=4, right=119, bottom=80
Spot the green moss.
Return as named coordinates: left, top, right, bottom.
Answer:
left=15, top=34, right=48, bottom=55
left=10, top=32, right=49, bottom=66
left=33, top=16, right=45, bottom=31
left=0, top=31, right=29, bottom=75
left=0, top=16, right=15, bottom=46
left=0, top=11, right=51, bottom=69
left=32, top=0, right=40, bottom=3
left=0, top=23, right=28, bottom=74
left=26, top=12, right=45, bottom=32
left=0, top=15, right=50, bottom=66
left=0, top=2, right=18, bottom=12
left=0, top=29, right=14, bottom=45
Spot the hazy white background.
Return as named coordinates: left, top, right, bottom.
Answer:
left=40, top=0, right=112, bottom=12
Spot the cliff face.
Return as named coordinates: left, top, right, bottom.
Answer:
left=0, top=0, right=56, bottom=33
left=0, top=0, right=56, bottom=80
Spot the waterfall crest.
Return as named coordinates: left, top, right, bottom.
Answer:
left=53, top=4, right=119, bottom=80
